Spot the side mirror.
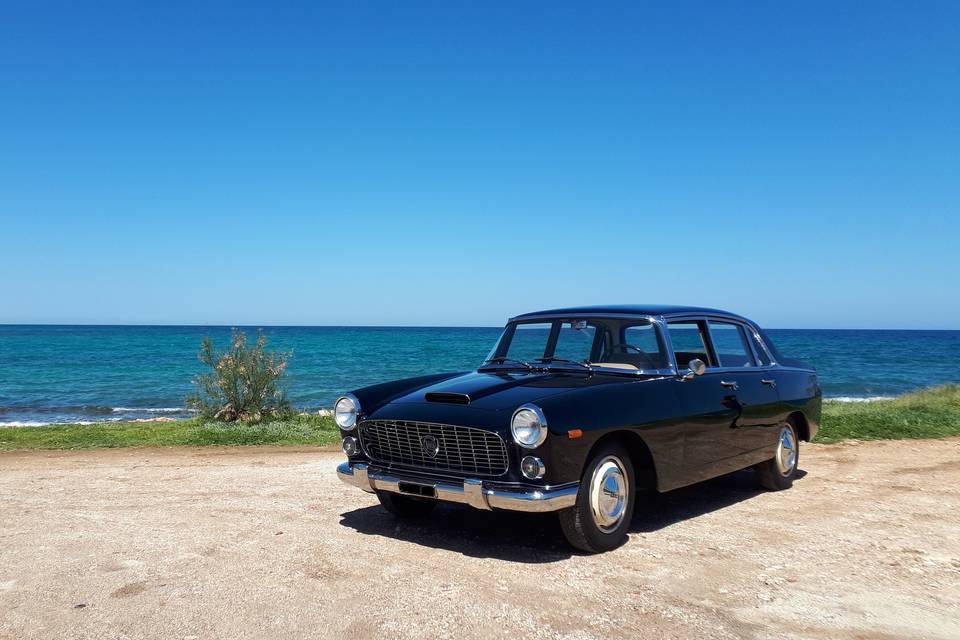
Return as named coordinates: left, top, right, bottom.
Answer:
left=681, top=358, right=706, bottom=381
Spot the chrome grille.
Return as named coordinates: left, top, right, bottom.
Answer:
left=358, top=420, right=509, bottom=476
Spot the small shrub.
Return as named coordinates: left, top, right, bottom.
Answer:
left=187, top=329, right=292, bottom=422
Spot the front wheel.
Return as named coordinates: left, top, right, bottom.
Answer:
left=559, top=442, right=635, bottom=553
left=755, top=423, right=800, bottom=490
left=376, top=491, right=437, bottom=517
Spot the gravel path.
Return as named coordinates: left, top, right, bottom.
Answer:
left=1, top=439, right=958, bottom=639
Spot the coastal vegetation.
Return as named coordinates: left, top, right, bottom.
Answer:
left=0, top=385, right=957, bottom=451
left=187, top=329, right=292, bottom=421
left=812, top=384, right=960, bottom=444
left=0, top=414, right=339, bottom=450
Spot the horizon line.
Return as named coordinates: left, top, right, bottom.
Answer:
left=1, top=322, right=959, bottom=332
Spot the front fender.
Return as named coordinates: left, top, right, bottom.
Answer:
left=535, top=376, right=684, bottom=488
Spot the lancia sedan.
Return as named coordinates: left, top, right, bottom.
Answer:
left=336, top=305, right=821, bottom=552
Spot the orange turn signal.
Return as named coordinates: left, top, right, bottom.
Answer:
left=567, top=429, right=583, bottom=439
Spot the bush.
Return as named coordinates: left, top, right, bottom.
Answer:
left=187, top=329, right=292, bottom=422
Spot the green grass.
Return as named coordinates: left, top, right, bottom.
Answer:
left=816, top=384, right=960, bottom=443
left=0, top=414, right=341, bottom=451
left=2, top=385, right=958, bottom=451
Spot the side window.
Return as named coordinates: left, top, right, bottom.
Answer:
left=749, top=331, right=773, bottom=366
left=622, top=324, right=667, bottom=368
left=667, top=322, right=711, bottom=368
left=708, top=322, right=756, bottom=368
left=552, top=322, right=597, bottom=362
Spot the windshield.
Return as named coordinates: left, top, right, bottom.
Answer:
left=483, top=317, right=669, bottom=372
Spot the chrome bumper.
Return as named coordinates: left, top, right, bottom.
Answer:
left=336, top=461, right=578, bottom=513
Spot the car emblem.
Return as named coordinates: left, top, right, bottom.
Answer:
left=420, top=435, right=440, bottom=458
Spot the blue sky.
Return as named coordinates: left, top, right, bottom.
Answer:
left=1, top=2, right=958, bottom=329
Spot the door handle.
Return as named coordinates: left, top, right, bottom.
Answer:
left=720, top=380, right=739, bottom=391
left=761, top=379, right=777, bottom=388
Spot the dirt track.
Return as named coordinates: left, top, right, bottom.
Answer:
left=1, top=439, right=958, bottom=640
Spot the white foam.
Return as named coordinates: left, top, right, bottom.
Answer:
left=0, top=420, right=100, bottom=428
left=827, top=396, right=895, bottom=403
left=111, top=407, right=190, bottom=413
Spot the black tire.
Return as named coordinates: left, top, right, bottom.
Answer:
left=755, top=422, right=800, bottom=491
left=376, top=491, right=437, bottom=517
left=558, top=441, right=635, bottom=553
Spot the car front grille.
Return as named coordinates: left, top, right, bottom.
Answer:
left=358, top=419, right=509, bottom=477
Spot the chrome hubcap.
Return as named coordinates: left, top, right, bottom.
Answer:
left=589, top=456, right=629, bottom=532
left=776, top=426, right=798, bottom=476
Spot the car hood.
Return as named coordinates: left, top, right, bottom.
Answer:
left=385, top=369, right=612, bottom=411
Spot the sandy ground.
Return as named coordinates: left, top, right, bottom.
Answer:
left=1, top=439, right=958, bottom=640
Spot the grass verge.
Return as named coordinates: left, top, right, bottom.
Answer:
left=817, top=384, right=960, bottom=443
left=1, top=385, right=958, bottom=451
left=0, top=414, right=340, bottom=451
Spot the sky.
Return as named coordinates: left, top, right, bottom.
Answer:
left=1, top=2, right=958, bottom=329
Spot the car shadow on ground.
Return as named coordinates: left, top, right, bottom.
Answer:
left=338, top=468, right=807, bottom=563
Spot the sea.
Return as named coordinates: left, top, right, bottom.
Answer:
left=0, top=325, right=958, bottom=426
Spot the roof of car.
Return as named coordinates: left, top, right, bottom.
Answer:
left=511, top=305, right=750, bottom=321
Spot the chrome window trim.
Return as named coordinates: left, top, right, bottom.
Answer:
left=664, top=313, right=780, bottom=372
left=494, top=311, right=778, bottom=376
left=508, top=313, right=660, bottom=323
left=749, top=328, right=778, bottom=366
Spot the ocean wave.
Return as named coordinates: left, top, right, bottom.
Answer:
left=0, top=405, right=193, bottom=416
left=111, top=407, right=190, bottom=413
left=0, top=420, right=101, bottom=428
left=826, top=396, right=895, bottom=403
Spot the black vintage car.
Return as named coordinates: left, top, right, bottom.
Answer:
left=336, top=305, right=821, bottom=552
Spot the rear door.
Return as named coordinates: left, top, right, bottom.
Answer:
left=705, top=320, right=780, bottom=458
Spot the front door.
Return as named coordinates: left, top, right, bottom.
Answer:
left=666, top=320, right=744, bottom=482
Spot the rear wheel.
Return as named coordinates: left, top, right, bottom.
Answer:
left=559, top=442, right=635, bottom=553
left=376, top=491, right=437, bottom=517
left=755, top=423, right=799, bottom=490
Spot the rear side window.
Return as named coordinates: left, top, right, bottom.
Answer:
left=667, top=322, right=711, bottom=367
left=756, top=328, right=784, bottom=363
left=749, top=330, right=773, bottom=365
left=709, top=322, right=755, bottom=368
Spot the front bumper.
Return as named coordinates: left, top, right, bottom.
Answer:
left=336, top=461, right=578, bottom=513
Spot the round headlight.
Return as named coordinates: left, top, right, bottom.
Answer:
left=334, top=394, right=359, bottom=430
left=511, top=404, right=547, bottom=448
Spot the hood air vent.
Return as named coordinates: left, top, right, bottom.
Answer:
left=424, top=392, right=471, bottom=405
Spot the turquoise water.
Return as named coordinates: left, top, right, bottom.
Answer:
left=0, top=325, right=958, bottom=425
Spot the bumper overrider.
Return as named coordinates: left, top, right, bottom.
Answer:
left=337, top=461, right=579, bottom=513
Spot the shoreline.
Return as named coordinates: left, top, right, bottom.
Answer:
left=0, top=408, right=336, bottom=429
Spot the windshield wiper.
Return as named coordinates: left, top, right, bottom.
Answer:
left=482, top=357, right=534, bottom=370
left=536, top=357, right=593, bottom=371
